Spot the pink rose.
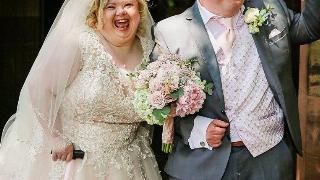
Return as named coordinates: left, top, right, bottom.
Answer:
left=176, top=82, right=206, bottom=117
left=149, top=91, right=167, bottom=109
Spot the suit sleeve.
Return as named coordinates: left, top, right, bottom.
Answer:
left=150, top=25, right=170, bottom=60
left=151, top=24, right=210, bottom=147
left=279, top=0, right=320, bottom=44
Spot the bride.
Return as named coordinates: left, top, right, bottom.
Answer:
left=0, top=0, right=161, bottom=179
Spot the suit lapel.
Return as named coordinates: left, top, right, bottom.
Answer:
left=244, top=0, right=285, bottom=107
left=185, top=3, right=225, bottom=107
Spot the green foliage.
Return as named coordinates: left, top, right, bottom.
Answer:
left=171, top=88, right=184, bottom=100
left=140, top=60, right=149, bottom=70
left=152, top=106, right=171, bottom=124
left=127, top=72, right=138, bottom=78
left=162, top=143, right=173, bottom=153
left=246, top=5, right=273, bottom=34
left=184, top=58, right=199, bottom=69
left=204, top=82, right=214, bottom=95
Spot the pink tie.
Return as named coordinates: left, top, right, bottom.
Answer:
left=215, top=17, right=235, bottom=60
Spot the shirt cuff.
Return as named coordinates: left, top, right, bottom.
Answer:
left=188, top=116, right=213, bottom=150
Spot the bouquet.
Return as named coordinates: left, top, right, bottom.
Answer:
left=132, top=54, right=213, bottom=153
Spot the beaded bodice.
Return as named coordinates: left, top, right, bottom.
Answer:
left=61, top=29, right=144, bottom=125
left=54, top=29, right=157, bottom=180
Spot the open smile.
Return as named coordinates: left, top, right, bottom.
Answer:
left=114, top=19, right=130, bottom=31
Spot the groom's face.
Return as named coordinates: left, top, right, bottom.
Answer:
left=201, top=0, right=245, bottom=17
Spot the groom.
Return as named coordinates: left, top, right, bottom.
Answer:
left=151, top=0, right=320, bottom=179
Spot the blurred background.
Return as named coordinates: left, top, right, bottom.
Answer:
left=0, top=0, right=318, bottom=179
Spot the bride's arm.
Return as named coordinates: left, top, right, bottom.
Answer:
left=27, top=31, right=82, bottom=162
left=51, top=58, right=82, bottom=162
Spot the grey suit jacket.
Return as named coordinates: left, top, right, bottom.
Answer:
left=151, top=0, right=320, bottom=179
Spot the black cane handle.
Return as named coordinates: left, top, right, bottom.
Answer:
left=50, top=149, right=85, bottom=159
left=72, top=150, right=85, bottom=159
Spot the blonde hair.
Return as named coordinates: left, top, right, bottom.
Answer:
left=86, top=0, right=148, bottom=36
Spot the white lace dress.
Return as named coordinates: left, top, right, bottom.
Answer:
left=48, top=29, right=161, bottom=180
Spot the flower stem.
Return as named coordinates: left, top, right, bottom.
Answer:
left=162, top=143, right=173, bottom=153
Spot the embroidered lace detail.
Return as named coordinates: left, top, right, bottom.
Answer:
left=49, top=28, right=159, bottom=179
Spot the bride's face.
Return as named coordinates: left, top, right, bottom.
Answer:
left=102, top=0, right=141, bottom=46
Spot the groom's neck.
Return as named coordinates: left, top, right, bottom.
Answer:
left=199, top=0, right=244, bottom=18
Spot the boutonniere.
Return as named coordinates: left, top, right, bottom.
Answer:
left=244, top=4, right=273, bottom=34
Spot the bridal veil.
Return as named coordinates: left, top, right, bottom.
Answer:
left=0, top=0, right=154, bottom=178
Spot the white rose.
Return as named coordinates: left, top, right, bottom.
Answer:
left=244, top=8, right=260, bottom=23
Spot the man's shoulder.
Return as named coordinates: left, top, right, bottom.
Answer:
left=154, top=7, right=192, bottom=32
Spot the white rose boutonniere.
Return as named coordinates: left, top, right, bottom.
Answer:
left=244, top=4, right=273, bottom=34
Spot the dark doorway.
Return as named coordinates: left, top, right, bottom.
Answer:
left=0, top=0, right=64, bottom=136
left=0, top=0, right=42, bottom=130
left=41, top=0, right=65, bottom=40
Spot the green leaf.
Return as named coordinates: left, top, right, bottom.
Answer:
left=171, top=88, right=184, bottom=100
left=184, top=58, right=199, bottom=69
left=152, top=106, right=171, bottom=123
left=205, top=82, right=214, bottom=89
left=196, top=72, right=201, bottom=77
left=266, top=4, right=273, bottom=12
left=254, top=27, right=260, bottom=33
left=260, top=9, right=267, bottom=15
left=140, top=61, right=149, bottom=69
left=204, top=82, right=214, bottom=95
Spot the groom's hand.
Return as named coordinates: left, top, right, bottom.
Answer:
left=206, top=119, right=229, bottom=148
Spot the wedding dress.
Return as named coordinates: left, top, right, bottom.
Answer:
left=0, top=0, right=161, bottom=179
left=50, top=28, right=161, bottom=180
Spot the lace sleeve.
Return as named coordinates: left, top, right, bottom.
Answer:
left=27, top=29, right=83, bottom=151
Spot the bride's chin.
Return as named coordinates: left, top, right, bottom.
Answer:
left=116, top=29, right=137, bottom=40
left=111, top=34, right=135, bottom=46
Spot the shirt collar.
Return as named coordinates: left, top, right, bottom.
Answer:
left=197, top=0, right=221, bottom=25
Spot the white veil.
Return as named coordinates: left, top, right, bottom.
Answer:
left=0, top=0, right=154, bottom=178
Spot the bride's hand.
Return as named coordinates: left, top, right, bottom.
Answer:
left=52, top=144, right=74, bottom=162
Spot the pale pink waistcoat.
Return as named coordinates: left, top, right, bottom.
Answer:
left=207, top=11, right=284, bottom=157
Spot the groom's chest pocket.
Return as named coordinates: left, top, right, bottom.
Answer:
left=266, top=15, right=291, bottom=69
left=266, top=7, right=290, bottom=51
left=268, top=26, right=289, bottom=54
